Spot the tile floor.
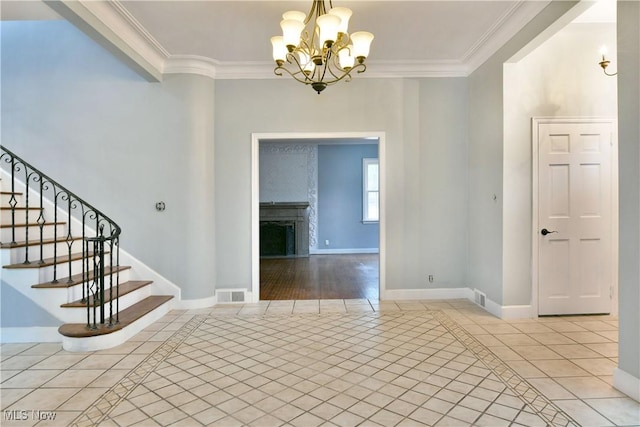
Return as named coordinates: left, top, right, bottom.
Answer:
left=1, top=299, right=639, bottom=426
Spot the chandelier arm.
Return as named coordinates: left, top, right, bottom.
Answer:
left=326, top=53, right=348, bottom=80
left=319, top=51, right=332, bottom=82
left=286, top=51, right=314, bottom=83
left=327, top=63, right=366, bottom=84
left=275, top=65, right=317, bottom=85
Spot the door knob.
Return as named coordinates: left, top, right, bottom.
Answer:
left=540, top=228, right=557, bottom=236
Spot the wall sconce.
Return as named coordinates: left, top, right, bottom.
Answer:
left=599, top=45, right=617, bottom=76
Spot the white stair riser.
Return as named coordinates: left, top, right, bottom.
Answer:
left=1, top=223, right=67, bottom=243
left=2, top=241, right=84, bottom=265
left=0, top=264, right=130, bottom=303
left=1, top=208, right=44, bottom=225
left=58, top=285, right=152, bottom=324
left=2, top=256, right=112, bottom=285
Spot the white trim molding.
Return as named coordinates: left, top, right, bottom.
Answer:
left=310, top=248, right=379, bottom=255
left=163, top=55, right=218, bottom=80
left=176, top=295, right=217, bottom=310
left=251, top=132, right=386, bottom=305
left=484, top=298, right=534, bottom=320
left=382, top=288, right=474, bottom=302
left=45, top=0, right=167, bottom=81
left=464, top=0, right=549, bottom=73
left=47, top=0, right=551, bottom=81
left=613, top=368, right=640, bottom=402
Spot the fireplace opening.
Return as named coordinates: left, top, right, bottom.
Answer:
left=260, top=221, right=295, bottom=257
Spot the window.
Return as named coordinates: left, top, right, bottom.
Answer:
left=363, top=158, right=379, bottom=222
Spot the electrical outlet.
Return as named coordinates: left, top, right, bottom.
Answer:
left=428, top=275, right=434, bottom=283
left=325, top=240, right=330, bottom=246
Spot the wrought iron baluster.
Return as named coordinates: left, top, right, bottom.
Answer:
left=91, top=238, right=98, bottom=330
left=1, top=145, right=122, bottom=331
left=8, top=156, right=17, bottom=244
left=52, top=188, right=59, bottom=283
left=23, top=172, right=30, bottom=264
left=85, top=238, right=91, bottom=329
left=115, top=237, right=120, bottom=324
left=66, top=196, right=73, bottom=283
left=108, top=238, right=114, bottom=326
left=97, top=226, right=105, bottom=325
left=37, top=179, right=45, bottom=264
left=82, top=213, right=88, bottom=303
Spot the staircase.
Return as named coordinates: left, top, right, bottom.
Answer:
left=0, top=146, right=175, bottom=352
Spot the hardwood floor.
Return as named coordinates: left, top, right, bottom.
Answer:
left=260, top=254, right=379, bottom=300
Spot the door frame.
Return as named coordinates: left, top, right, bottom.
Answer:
left=532, top=117, right=618, bottom=316
left=250, top=131, right=387, bottom=303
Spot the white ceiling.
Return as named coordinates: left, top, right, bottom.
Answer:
left=1, top=0, right=611, bottom=80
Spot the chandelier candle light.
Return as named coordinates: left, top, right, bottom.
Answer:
left=270, top=0, right=374, bottom=94
left=599, top=45, right=617, bottom=76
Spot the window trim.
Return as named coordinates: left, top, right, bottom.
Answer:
left=363, top=157, right=379, bottom=223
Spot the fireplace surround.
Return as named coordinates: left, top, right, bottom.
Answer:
left=259, top=202, right=310, bottom=257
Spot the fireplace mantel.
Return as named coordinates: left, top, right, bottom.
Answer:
left=259, top=202, right=310, bottom=257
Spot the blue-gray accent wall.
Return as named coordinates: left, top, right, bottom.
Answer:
left=317, top=144, right=379, bottom=251
left=1, top=281, right=61, bottom=327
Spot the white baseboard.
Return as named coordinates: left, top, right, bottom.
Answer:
left=310, top=248, right=379, bottom=255
left=484, top=298, right=534, bottom=319
left=382, top=287, right=474, bottom=301
left=176, top=295, right=217, bottom=310
left=0, top=327, right=61, bottom=343
left=381, top=288, right=534, bottom=320
left=613, top=368, right=640, bottom=401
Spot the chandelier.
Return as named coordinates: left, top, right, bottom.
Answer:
left=270, top=0, right=374, bottom=94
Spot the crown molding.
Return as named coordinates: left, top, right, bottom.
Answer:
left=45, top=0, right=168, bottom=81
left=164, top=58, right=469, bottom=80
left=462, top=0, right=550, bottom=73
left=50, top=0, right=547, bottom=81
left=163, top=55, right=219, bottom=79
left=362, top=60, right=468, bottom=78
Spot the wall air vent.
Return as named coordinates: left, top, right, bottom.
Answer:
left=216, top=289, right=246, bottom=304
left=474, top=289, right=486, bottom=308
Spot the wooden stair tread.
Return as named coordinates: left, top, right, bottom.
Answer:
left=3, top=251, right=106, bottom=269
left=1, top=236, right=83, bottom=249
left=58, top=296, right=173, bottom=338
left=0, top=206, right=42, bottom=210
left=0, top=221, right=64, bottom=229
left=61, top=280, right=153, bottom=307
left=31, top=265, right=131, bottom=288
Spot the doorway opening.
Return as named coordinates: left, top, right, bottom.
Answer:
left=250, top=132, right=386, bottom=302
left=502, top=0, right=618, bottom=316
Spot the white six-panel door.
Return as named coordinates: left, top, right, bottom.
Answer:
left=537, top=120, right=614, bottom=315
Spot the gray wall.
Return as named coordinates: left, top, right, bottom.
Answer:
left=1, top=21, right=216, bottom=300
left=2, top=20, right=470, bottom=300
left=214, top=77, right=469, bottom=291
left=0, top=281, right=61, bottom=327
left=617, top=0, right=640, bottom=382
left=317, top=144, right=379, bottom=251
left=467, top=1, right=579, bottom=305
